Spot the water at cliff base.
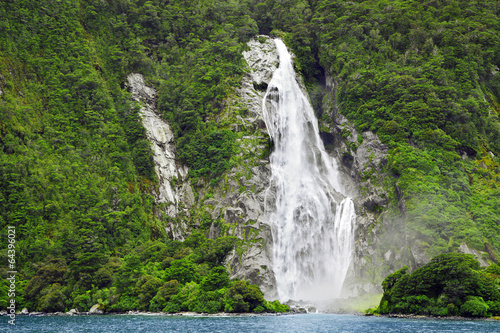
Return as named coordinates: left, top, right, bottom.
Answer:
left=9, top=314, right=498, bottom=333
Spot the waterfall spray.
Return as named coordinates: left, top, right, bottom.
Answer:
left=263, top=39, right=356, bottom=303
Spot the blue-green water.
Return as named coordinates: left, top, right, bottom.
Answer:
left=2, top=314, right=499, bottom=332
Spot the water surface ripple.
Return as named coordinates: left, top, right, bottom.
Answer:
left=5, top=314, right=499, bottom=333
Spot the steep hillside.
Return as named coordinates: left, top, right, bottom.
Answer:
left=1, top=0, right=499, bottom=312
left=312, top=0, right=500, bottom=288
left=0, top=0, right=275, bottom=312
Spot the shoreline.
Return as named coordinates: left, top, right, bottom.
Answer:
left=0, top=310, right=299, bottom=317
left=5, top=310, right=500, bottom=321
left=373, top=313, right=500, bottom=321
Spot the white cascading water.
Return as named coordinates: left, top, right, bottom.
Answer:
left=263, top=39, right=356, bottom=303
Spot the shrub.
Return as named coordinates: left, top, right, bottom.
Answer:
left=224, top=280, right=266, bottom=313
left=150, top=280, right=181, bottom=312
left=265, top=300, right=290, bottom=313
left=163, top=282, right=202, bottom=313
left=161, top=257, right=175, bottom=270
left=135, top=275, right=163, bottom=310
left=164, top=258, right=200, bottom=285
left=24, top=258, right=67, bottom=309
left=376, top=253, right=499, bottom=317
left=486, top=301, right=500, bottom=316
left=253, top=305, right=265, bottom=313
left=37, top=283, right=66, bottom=312
left=460, top=296, right=489, bottom=317
left=72, top=292, right=93, bottom=312
left=108, top=295, right=138, bottom=312
left=192, top=291, right=223, bottom=313
left=201, top=266, right=230, bottom=292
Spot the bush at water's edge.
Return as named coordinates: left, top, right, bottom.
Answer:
left=372, top=253, right=500, bottom=318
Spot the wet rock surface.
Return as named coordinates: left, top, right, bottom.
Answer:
left=214, top=36, right=279, bottom=298
left=126, top=38, right=280, bottom=298
left=321, top=72, right=391, bottom=297
left=125, top=36, right=400, bottom=301
left=224, top=36, right=392, bottom=299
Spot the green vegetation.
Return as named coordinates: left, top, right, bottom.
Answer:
left=312, top=0, right=500, bottom=258
left=373, top=253, right=500, bottom=318
left=1, top=0, right=499, bottom=314
left=11, top=231, right=287, bottom=313
left=0, top=0, right=287, bottom=313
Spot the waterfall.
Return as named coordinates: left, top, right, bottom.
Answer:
left=263, top=39, right=356, bottom=302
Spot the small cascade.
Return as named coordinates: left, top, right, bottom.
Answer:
left=263, top=39, right=356, bottom=302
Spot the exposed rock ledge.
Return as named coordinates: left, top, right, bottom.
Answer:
left=126, top=73, right=193, bottom=239
left=126, top=37, right=280, bottom=298
left=321, top=71, right=390, bottom=297
left=218, top=36, right=279, bottom=298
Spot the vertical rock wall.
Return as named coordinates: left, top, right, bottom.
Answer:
left=319, top=72, right=394, bottom=296
left=211, top=36, right=280, bottom=298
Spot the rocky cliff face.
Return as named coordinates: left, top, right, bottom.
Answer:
left=127, top=36, right=417, bottom=300
left=319, top=71, right=494, bottom=296
left=317, top=72, right=391, bottom=296
left=224, top=36, right=392, bottom=298
left=126, top=73, right=194, bottom=240
left=320, top=72, right=491, bottom=296
left=222, top=35, right=494, bottom=300
left=126, top=38, right=281, bottom=298
left=210, top=36, right=280, bottom=298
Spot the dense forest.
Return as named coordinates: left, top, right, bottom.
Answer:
left=313, top=0, right=500, bottom=263
left=0, top=0, right=284, bottom=313
left=0, top=0, right=499, bottom=314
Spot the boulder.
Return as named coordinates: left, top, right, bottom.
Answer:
left=66, top=308, right=79, bottom=316
left=89, top=304, right=104, bottom=314
left=458, top=243, right=490, bottom=267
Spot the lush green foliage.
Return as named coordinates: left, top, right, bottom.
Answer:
left=311, top=0, right=500, bottom=258
left=207, top=0, right=500, bottom=260
left=80, top=0, right=260, bottom=179
left=0, top=0, right=161, bottom=311
left=7, top=230, right=288, bottom=313
left=0, top=0, right=289, bottom=313
left=313, top=0, right=500, bottom=149
left=376, top=253, right=500, bottom=317
left=1, top=0, right=500, bottom=314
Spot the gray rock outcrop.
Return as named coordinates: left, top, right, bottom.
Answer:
left=211, top=36, right=280, bottom=298
left=66, top=308, right=78, bottom=316
left=223, top=36, right=392, bottom=299
left=320, top=72, right=391, bottom=297
left=126, top=73, right=191, bottom=239
left=125, top=38, right=280, bottom=298
left=243, top=37, right=279, bottom=87
left=458, top=243, right=489, bottom=267
left=89, top=304, right=103, bottom=314
left=124, top=36, right=404, bottom=301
